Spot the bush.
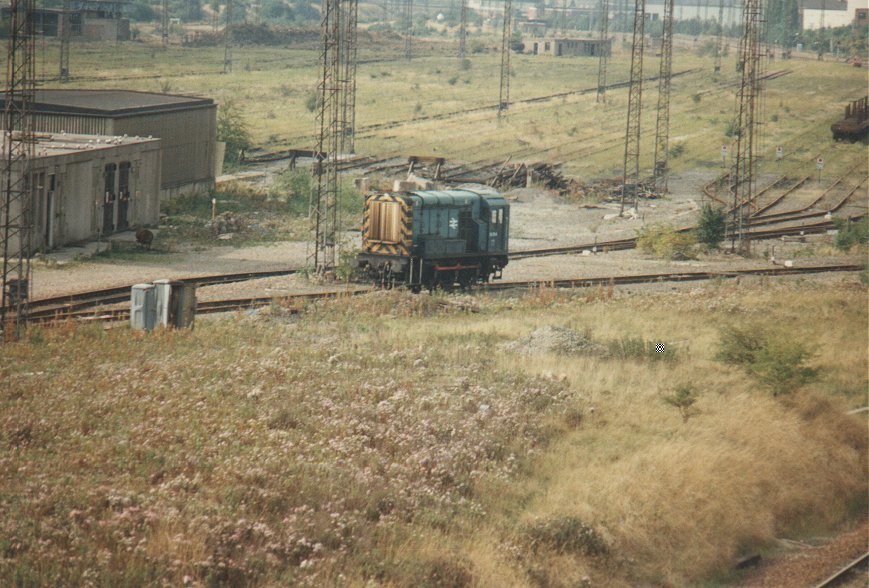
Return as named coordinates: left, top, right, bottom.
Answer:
left=606, top=336, right=677, bottom=362
left=716, top=326, right=819, bottom=395
left=697, top=204, right=727, bottom=250
left=668, top=142, right=685, bottom=159
left=217, top=100, right=252, bottom=165
left=637, top=225, right=698, bottom=260
left=664, top=385, right=699, bottom=423
left=833, top=216, right=869, bottom=251
left=524, top=516, right=608, bottom=556
left=304, top=91, right=319, bottom=113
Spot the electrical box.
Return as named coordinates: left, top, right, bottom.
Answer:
left=130, top=284, right=157, bottom=331
left=154, top=279, right=196, bottom=329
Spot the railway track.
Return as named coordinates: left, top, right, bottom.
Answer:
left=485, top=264, right=864, bottom=291
left=24, top=263, right=863, bottom=327
left=813, top=552, right=869, bottom=588
left=27, top=269, right=300, bottom=322
left=508, top=215, right=862, bottom=260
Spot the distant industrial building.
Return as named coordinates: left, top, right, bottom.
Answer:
left=1, top=90, right=218, bottom=199
left=2, top=132, right=160, bottom=254
left=523, top=36, right=612, bottom=57
left=0, top=1, right=131, bottom=42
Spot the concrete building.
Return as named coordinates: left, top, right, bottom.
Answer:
left=3, top=132, right=160, bottom=254
left=1, top=2, right=131, bottom=42
left=3, top=90, right=218, bottom=199
left=523, top=36, right=612, bottom=57
left=800, top=0, right=865, bottom=30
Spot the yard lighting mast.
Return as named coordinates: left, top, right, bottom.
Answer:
left=309, top=0, right=342, bottom=274
left=596, top=0, right=609, bottom=102
left=619, top=0, right=646, bottom=214
left=223, top=0, right=233, bottom=73
left=1, top=0, right=36, bottom=341
left=729, top=0, right=764, bottom=253
left=498, top=0, right=512, bottom=117
left=653, top=0, right=674, bottom=194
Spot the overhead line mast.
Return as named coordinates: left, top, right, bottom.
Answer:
left=714, top=0, right=725, bottom=73
left=59, top=0, right=70, bottom=82
left=223, top=0, right=233, bottom=73
left=403, top=0, right=413, bottom=60
left=596, top=0, right=609, bottom=102
left=653, top=0, right=674, bottom=194
left=730, top=0, right=764, bottom=253
left=620, top=0, right=646, bottom=214
left=458, top=0, right=468, bottom=59
left=309, top=0, right=340, bottom=274
left=162, top=0, right=170, bottom=47
left=1, top=0, right=36, bottom=341
left=498, top=0, right=512, bottom=117
left=340, top=0, right=359, bottom=154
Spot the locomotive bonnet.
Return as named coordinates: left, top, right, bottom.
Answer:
left=357, top=185, right=509, bottom=290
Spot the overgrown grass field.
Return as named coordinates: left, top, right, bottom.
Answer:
left=1, top=277, right=866, bottom=586
left=18, top=32, right=869, bottom=181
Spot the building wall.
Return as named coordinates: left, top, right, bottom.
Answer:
left=109, top=106, right=217, bottom=197
left=523, top=37, right=612, bottom=57
left=32, top=105, right=216, bottom=198
left=28, top=141, right=161, bottom=251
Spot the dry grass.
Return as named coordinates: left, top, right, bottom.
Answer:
left=1, top=277, right=865, bottom=586
left=7, top=33, right=865, bottom=182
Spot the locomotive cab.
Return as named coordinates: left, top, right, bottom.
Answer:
left=358, top=186, right=509, bottom=291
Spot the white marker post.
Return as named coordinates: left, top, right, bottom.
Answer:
left=816, top=157, right=824, bottom=183
left=776, top=147, right=783, bottom=163
left=721, top=145, right=728, bottom=168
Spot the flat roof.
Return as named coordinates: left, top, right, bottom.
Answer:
left=0, top=89, right=214, bottom=117
left=0, top=131, right=160, bottom=158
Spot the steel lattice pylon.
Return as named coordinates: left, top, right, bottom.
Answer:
left=223, top=0, right=233, bottom=73
left=596, top=0, right=609, bottom=102
left=59, top=0, right=71, bottom=82
left=729, top=0, right=764, bottom=253
left=162, top=0, right=169, bottom=47
left=714, top=0, right=725, bottom=73
left=458, top=0, right=467, bottom=59
left=403, top=0, right=413, bottom=60
left=620, top=0, right=646, bottom=214
left=652, top=0, right=673, bottom=193
left=340, top=0, right=358, bottom=154
left=1, top=0, right=35, bottom=341
left=498, top=0, right=512, bottom=117
left=309, top=0, right=342, bottom=274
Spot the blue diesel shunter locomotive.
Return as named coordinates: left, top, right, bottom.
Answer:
left=357, top=185, right=509, bottom=290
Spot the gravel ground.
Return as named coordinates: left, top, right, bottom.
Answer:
left=30, top=169, right=864, bottom=300
left=735, top=519, right=868, bottom=588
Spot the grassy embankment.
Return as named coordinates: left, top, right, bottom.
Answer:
left=1, top=277, right=866, bottom=586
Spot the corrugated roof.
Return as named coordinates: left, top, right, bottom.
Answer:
left=0, top=89, right=214, bottom=117
left=1, top=130, right=159, bottom=158
left=800, top=0, right=847, bottom=9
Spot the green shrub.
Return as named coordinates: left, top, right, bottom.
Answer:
left=668, top=142, right=685, bottom=159
left=217, top=100, right=252, bottom=165
left=524, top=516, right=608, bottom=556
left=833, top=217, right=869, bottom=251
left=697, top=204, right=727, bottom=250
left=304, top=91, right=319, bottom=112
left=606, top=336, right=676, bottom=362
left=716, top=326, right=819, bottom=395
left=664, top=385, right=699, bottom=423
left=637, top=225, right=698, bottom=260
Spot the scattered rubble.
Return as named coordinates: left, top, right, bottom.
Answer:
left=502, top=325, right=604, bottom=355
